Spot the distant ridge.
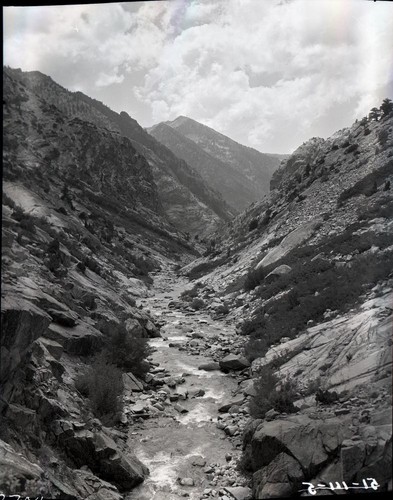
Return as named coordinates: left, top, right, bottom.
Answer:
left=149, top=115, right=287, bottom=211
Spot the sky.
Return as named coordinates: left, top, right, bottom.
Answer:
left=3, top=0, right=393, bottom=154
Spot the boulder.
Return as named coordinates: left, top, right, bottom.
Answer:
left=174, top=403, right=188, bottom=414
left=223, top=486, right=253, bottom=500
left=37, top=337, right=63, bottom=360
left=125, top=318, right=145, bottom=337
left=143, top=319, right=161, bottom=338
left=123, top=372, right=144, bottom=392
left=100, top=452, right=148, bottom=490
left=252, top=452, right=304, bottom=499
left=191, top=455, right=207, bottom=467
left=179, top=477, right=194, bottom=486
left=1, top=296, right=51, bottom=382
left=265, top=264, right=292, bottom=283
left=47, top=307, right=78, bottom=327
left=249, top=415, right=352, bottom=475
left=239, top=379, right=257, bottom=397
left=340, top=439, right=366, bottom=481
left=256, top=220, right=321, bottom=270
left=198, top=362, right=220, bottom=371
left=57, top=428, right=148, bottom=490
left=219, top=398, right=245, bottom=413
left=0, top=439, right=48, bottom=496
left=190, top=389, right=205, bottom=398
left=5, top=404, right=38, bottom=434
left=46, top=321, right=104, bottom=355
left=48, top=469, right=123, bottom=500
left=219, top=354, right=250, bottom=371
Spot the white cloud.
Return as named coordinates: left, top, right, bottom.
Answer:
left=3, top=0, right=393, bottom=152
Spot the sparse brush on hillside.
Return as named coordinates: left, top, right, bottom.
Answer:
left=249, top=364, right=298, bottom=418
left=75, top=352, right=124, bottom=424
left=242, top=243, right=393, bottom=360
left=104, top=322, right=152, bottom=378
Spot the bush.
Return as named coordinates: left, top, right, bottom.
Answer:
left=315, top=388, right=339, bottom=404
left=345, top=143, right=359, bottom=154
left=378, top=128, right=389, bottom=146
left=191, top=298, right=205, bottom=310
left=75, top=353, right=124, bottom=423
left=12, top=206, right=26, bottom=222
left=242, top=242, right=393, bottom=359
left=244, top=266, right=266, bottom=291
left=249, top=218, right=258, bottom=231
left=249, top=365, right=298, bottom=418
left=105, top=323, right=152, bottom=378
left=19, top=217, right=36, bottom=233
left=180, top=284, right=201, bottom=301
left=216, top=304, right=230, bottom=315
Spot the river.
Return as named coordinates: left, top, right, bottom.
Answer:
left=125, top=266, right=249, bottom=500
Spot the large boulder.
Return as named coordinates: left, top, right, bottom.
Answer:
left=265, top=264, right=292, bottom=283
left=252, top=452, right=304, bottom=499
left=249, top=415, right=352, bottom=475
left=46, top=321, right=104, bottom=355
left=57, top=427, right=148, bottom=490
left=47, top=469, right=123, bottom=500
left=123, top=372, right=144, bottom=392
left=256, top=220, right=321, bottom=270
left=219, top=354, right=250, bottom=371
left=0, top=439, right=49, bottom=496
left=1, top=295, right=51, bottom=383
left=198, top=361, right=220, bottom=371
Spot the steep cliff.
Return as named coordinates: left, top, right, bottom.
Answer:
left=1, top=66, right=198, bottom=498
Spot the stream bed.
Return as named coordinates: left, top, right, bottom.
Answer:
left=125, top=268, right=248, bottom=500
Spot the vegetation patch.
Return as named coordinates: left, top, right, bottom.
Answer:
left=75, top=353, right=124, bottom=424
left=249, top=364, right=298, bottom=418
left=242, top=237, right=393, bottom=360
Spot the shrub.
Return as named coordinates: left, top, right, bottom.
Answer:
left=249, top=218, right=258, bottom=231
left=12, top=206, right=26, bottom=222
left=216, top=304, right=230, bottom=315
left=19, top=217, right=36, bottom=233
left=242, top=241, right=393, bottom=359
left=105, top=323, right=152, bottom=377
left=75, top=353, right=123, bottom=423
left=187, top=256, right=228, bottom=280
left=180, top=284, right=201, bottom=301
left=191, top=298, right=205, bottom=310
left=249, top=365, right=298, bottom=418
left=315, top=388, right=339, bottom=404
left=76, top=261, right=86, bottom=273
left=2, top=193, right=16, bottom=209
left=345, top=143, right=358, bottom=154
left=304, top=377, right=322, bottom=396
left=378, top=129, right=389, bottom=146
left=244, top=266, right=266, bottom=291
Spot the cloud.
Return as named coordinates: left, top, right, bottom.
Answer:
left=3, top=0, right=393, bottom=153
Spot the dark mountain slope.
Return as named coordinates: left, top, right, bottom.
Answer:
left=7, top=68, right=233, bottom=236
left=160, top=115, right=287, bottom=210
left=2, top=66, right=200, bottom=497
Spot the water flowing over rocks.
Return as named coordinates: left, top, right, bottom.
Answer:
left=124, top=267, right=252, bottom=500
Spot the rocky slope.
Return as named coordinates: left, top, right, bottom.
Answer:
left=153, top=115, right=286, bottom=212
left=1, top=66, right=201, bottom=499
left=5, top=68, right=234, bottom=237
left=180, top=104, right=393, bottom=497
